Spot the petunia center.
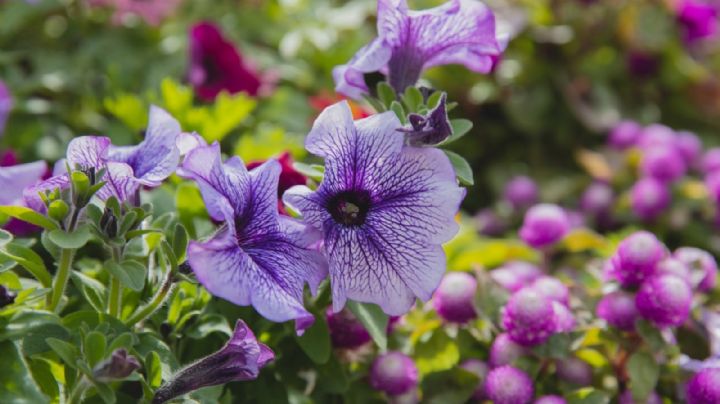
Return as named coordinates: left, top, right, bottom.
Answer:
left=328, top=190, right=371, bottom=226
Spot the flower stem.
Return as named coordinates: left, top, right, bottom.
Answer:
left=67, top=376, right=89, bottom=404
left=125, top=251, right=175, bottom=327
left=107, top=246, right=123, bottom=318
left=48, top=248, right=76, bottom=313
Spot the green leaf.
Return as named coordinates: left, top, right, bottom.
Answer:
left=145, top=351, right=162, bottom=388
left=377, top=82, right=396, bottom=108
left=532, top=333, right=572, bottom=359
left=421, top=368, right=479, bottom=404
left=292, top=162, right=324, bottom=182
left=346, top=301, right=388, bottom=351
left=295, top=314, right=331, bottom=364
left=46, top=338, right=80, bottom=369
left=90, top=381, right=116, bottom=404
left=635, top=319, right=665, bottom=353
left=84, top=331, right=107, bottom=368
left=104, top=93, right=148, bottom=133
left=0, top=229, right=13, bottom=248
left=0, top=244, right=52, bottom=287
left=415, top=330, right=460, bottom=375
left=438, top=119, right=473, bottom=146
left=0, top=206, right=58, bottom=231
left=29, top=358, right=60, bottom=401
left=176, top=183, right=206, bottom=238
left=389, top=101, right=406, bottom=124
left=0, top=310, right=60, bottom=341
left=108, top=333, right=136, bottom=353
left=0, top=341, right=47, bottom=402
left=185, top=314, right=232, bottom=339
left=117, top=210, right=138, bottom=236
left=104, top=260, right=146, bottom=292
left=172, top=224, right=189, bottom=263
left=443, top=150, right=474, bottom=186
left=316, top=356, right=349, bottom=394
left=677, top=325, right=711, bottom=359
left=71, top=271, right=107, bottom=312
left=627, top=351, right=659, bottom=402
left=402, top=86, right=424, bottom=113
left=567, top=387, right=611, bottom=404
left=427, top=91, right=443, bottom=109
left=48, top=225, right=92, bottom=249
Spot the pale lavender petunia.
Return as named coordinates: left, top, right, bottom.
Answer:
left=0, top=161, right=47, bottom=206
left=284, top=101, right=465, bottom=316
left=333, top=0, right=506, bottom=98
left=179, top=143, right=327, bottom=333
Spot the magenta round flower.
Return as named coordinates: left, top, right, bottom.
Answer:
left=369, top=352, right=418, bottom=396
left=504, top=176, right=539, bottom=211
left=655, top=257, right=692, bottom=286
left=675, top=131, right=703, bottom=166
left=490, top=261, right=542, bottom=292
left=530, top=276, right=569, bottom=305
left=326, top=308, right=370, bottom=349
left=556, top=357, right=593, bottom=386
left=640, top=146, right=686, bottom=183
left=484, top=366, right=534, bottom=404
left=552, top=302, right=576, bottom=332
left=489, top=333, right=528, bottom=368
left=580, top=182, right=614, bottom=216
left=636, top=274, right=692, bottom=327
left=519, top=204, right=570, bottom=248
left=702, top=148, right=720, bottom=174
left=460, top=359, right=488, bottom=400
left=638, top=124, right=676, bottom=149
left=535, top=395, right=567, bottom=404
left=674, top=247, right=718, bottom=292
left=502, top=288, right=557, bottom=346
left=677, top=0, right=720, bottom=44
left=433, top=272, right=478, bottom=324
left=609, top=231, right=666, bottom=287
left=608, top=120, right=642, bottom=150
left=686, top=368, right=720, bottom=404
left=630, top=177, right=671, bottom=221
left=618, top=390, right=662, bottom=404
left=705, top=171, right=720, bottom=204
left=596, top=291, right=639, bottom=331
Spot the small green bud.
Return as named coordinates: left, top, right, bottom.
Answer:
left=47, top=200, right=70, bottom=222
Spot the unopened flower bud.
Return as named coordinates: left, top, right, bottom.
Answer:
left=93, top=349, right=140, bottom=383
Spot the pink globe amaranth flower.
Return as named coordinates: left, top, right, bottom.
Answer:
left=580, top=182, right=614, bottom=216
left=475, top=208, right=507, bottom=237
left=530, top=276, right=569, bottom=305
left=686, top=368, right=720, bottom=404
left=189, top=22, right=262, bottom=102
left=369, top=352, right=418, bottom=396
left=460, top=359, right=488, bottom=400
left=654, top=257, right=692, bottom=286
left=489, top=333, right=529, bottom=368
left=596, top=291, right=639, bottom=331
left=556, top=357, right=592, bottom=386
left=618, top=390, right=662, bottom=404
left=552, top=302, right=576, bottom=332
left=640, top=146, right=687, bottom=183
left=325, top=308, right=370, bottom=349
left=609, top=231, right=666, bottom=287
left=491, top=261, right=542, bottom=293
left=703, top=148, right=720, bottom=174
left=675, top=131, right=703, bottom=167
left=484, top=366, right=534, bottom=404
left=674, top=247, right=718, bottom=292
left=636, top=274, right=692, bottom=327
left=534, top=395, right=567, bottom=404
left=433, top=272, right=478, bottom=324
left=677, top=0, right=720, bottom=44
left=519, top=204, right=570, bottom=249
left=502, top=288, right=558, bottom=346
left=504, top=176, right=538, bottom=211
left=630, top=178, right=670, bottom=222
left=638, top=124, right=677, bottom=150
left=608, top=120, right=642, bottom=150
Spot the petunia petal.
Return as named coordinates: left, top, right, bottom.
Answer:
left=0, top=161, right=47, bottom=206
left=332, top=38, right=393, bottom=99
left=66, top=136, right=111, bottom=170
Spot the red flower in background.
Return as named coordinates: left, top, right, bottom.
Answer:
left=189, top=22, right=262, bottom=102
left=309, top=92, right=372, bottom=120
left=247, top=152, right=306, bottom=215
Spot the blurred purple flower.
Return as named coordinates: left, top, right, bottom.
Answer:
left=535, top=395, right=567, bottom=404
left=484, top=366, right=533, bottom=404
left=247, top=152, right=307, bottom=215
left=640, top=146, right=687, bottom=183
left=654, top=257, right=692, bottom=286
left=676, top=131, right=703, bottom=167
left=433, top=271, right=478, bottom=323
left=153, top=320, right=273, bottom=404
left=460, top=359, right=488, bottom=400
left=0, top=159, right=47, bottom=235
left=369, top=352, right=418, bottom=396
left=284, top=102, right=464, bottom=316
left=556, top=357, right=593, bottom=386
left=630, top=177, right=670, bottom=221
left=489, top=333, right=528, bottom=368
left=618, top=390, right=662, bottom=404
left=596, top=291, right=639, bottom=331
left=529, top=276, right=569, bottom=305
left=703, top=147, right=720, bottom=174
left=609, top=231, right=666, bottom=287
left=677, top=0, right=720, bottom=44
left=685, top=368, right=720, bottom=404
left=490, top=261, right=542, bottom=292
left=503, top=175, right=538, bottom=211
left=333, top=0, right=506, bottom=98
left=189, top=22, right=262, bottom=102
left=475, top=208, right=507, bottom=237
left=326, top=308, right=371, bottom=349
left=89, top=0, right=181, bottom=26
left=674, top=247, right=718, bottom=292
left=580, top=181, right=614, bottom=217
left=636, top=274, right=692, bottom=327
left=626, top=50, right=660, bottom=78
left=179, top=143, right=327, bottom=333
left=0, top=80, right=11, bottom=136
left=519, top=203, right=570, bottom=248
left=608, top=120, right=642, bottom=150
left=502, top=288, right=557, bottom=346
left=638, top=124, right=677, bottom=150
left=552, top=301, right=576, bottom=332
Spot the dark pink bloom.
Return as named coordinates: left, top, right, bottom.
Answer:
left=677, top=0, right=719, bottom=44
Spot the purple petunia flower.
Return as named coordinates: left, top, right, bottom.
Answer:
left=369, top=352, right=419, bottom=396
left=0, top=160, right=48, bottom=234
left=284, top=101, right=464, bottom=316
left=152, top=320, right=273, bottom=404
left=685, top=368, right=720, bottom=404
left=489, top=333, right=528, bottom=368
left=518, top=203, right=570, bottom=248
left=484, top=365, right=533, bottom=404
left=677, top=0, right=720, bottom=44
left=333, top=0, right=506, bottom=98
left=630, top=177, right=670, bottom=221
left=596, top=291, right=639, bottom=331
left=179, top=143, right=327, bottom=333
left=432, top=271, right=478, bottom=324
left=0, top=80, right=11, bottom=136
left=189, top=22, right=262, bottom=102
left=93, top=348, right=141, bottom=383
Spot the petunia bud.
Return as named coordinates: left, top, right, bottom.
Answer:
left=152, top=320, right=273, bottom=404
left=685, top=368, right=720, bottom=404
left=636, top=274, right=692, bottom=327
left=489, top=333, right=528, bottom=368
left=99, top=207, right=118, bottom=239
left=640, top=146, right=686, bottom=183
left=596, top=291, right=639, bottom=331
left=618, top=390, right=662, bottom=404
left=535, top=395, right=567, bottom=404
left=484, top=365, right=534, bottom=404
left=609, top=231, right=666, bottom=287
left=432, top=272, right=478, bottom=324
left=399, top=93, right=453, bottom=146
left=502, top=288, right=557, bottom=346
left=0, top=285, right=16, bottom=308
left=519, top=204, right=570, bottom=249
left=326, top=308, right=370, bottom=349
left=608, top=120, right=642, bottom=150
left=369, top=352, right=418, bottom=396
left=556, top=357, right=593, bottom=386
left=630, top=178, right=670, bottom=221
left=504, top=176, right=539, bottom=211
left=674, top=247, right=718, bottom=292
left=93, top=349, right=141, bottom=383
left=460, top=359, right=488, bottom=400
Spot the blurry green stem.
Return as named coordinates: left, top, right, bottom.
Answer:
left=125, top=252, right=176, bottom=327
left=48, top=207, right=80, bottom=312
left=67, top=376, right=89, bottom=404
left=108, top=247, right=122, bottom=318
